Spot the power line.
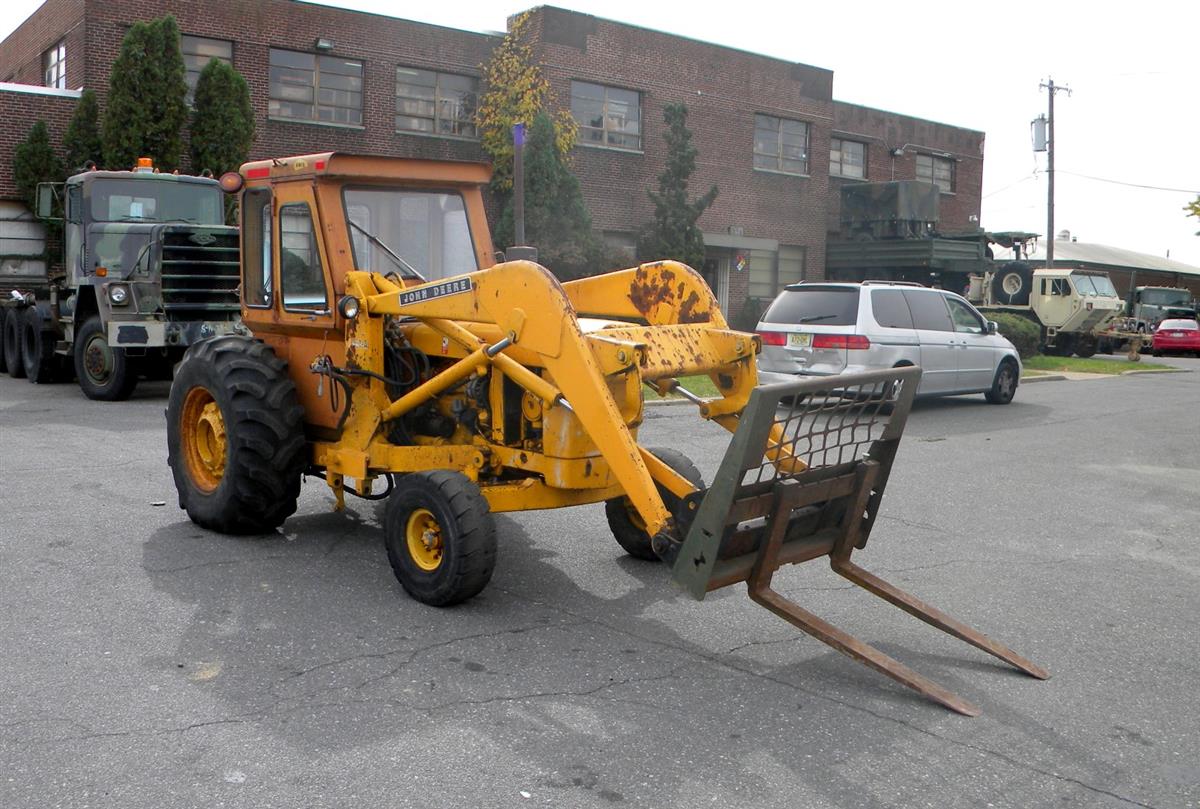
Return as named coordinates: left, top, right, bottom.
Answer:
left=1055, top=170, right=1199, bottom=195
left=982, top=174, right=1037, bottom=200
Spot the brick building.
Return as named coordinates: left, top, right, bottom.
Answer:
left=0, top=0, right=985, bottom=320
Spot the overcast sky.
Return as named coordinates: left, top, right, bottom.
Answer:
left=4, top=0, right=1198, bottom=264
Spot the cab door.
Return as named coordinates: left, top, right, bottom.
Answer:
left=944, top=295, right=995, bottom=391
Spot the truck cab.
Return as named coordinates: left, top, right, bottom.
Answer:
left=28, top=161, right=245, bottom=398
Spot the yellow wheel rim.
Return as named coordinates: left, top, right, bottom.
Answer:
left=406, top=508, right=444, bottom=571
left=180, top=386, right=227, bottom=493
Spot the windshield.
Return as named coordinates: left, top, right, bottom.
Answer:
left=1069, top=273, right=1118, bottom=297
left=761, top=287, right=858, bottom=326
left=88, top=179, right=224, bottom=224
left=1140, top=288, right=1192, bottom=306
left=343, top=188, right=477, bottom=281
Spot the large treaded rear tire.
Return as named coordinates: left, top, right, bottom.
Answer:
left=605, top=447, right=704, bottom=561
left=21, top=307, right=65, bottom=384
left=166, top=335, right=306, bottom=534
left=385, top=471, right=496, bottom=606
left=2, top=309, right=24, bottom=379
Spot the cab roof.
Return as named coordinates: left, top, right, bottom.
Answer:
left=239, top=152, right=492, bottom=186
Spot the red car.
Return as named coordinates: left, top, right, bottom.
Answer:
left=1152, top=318, right=1200, bottom=357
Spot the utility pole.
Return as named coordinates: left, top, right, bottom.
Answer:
left=1040, top=78, right=1071, bottom=267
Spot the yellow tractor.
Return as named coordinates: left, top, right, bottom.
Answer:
left=166, top=153, right=1047, bottom=715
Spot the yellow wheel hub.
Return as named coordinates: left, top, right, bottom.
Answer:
left=406, top=508, right=444, bottom=571
left=180, top=387, right=227, bottom=493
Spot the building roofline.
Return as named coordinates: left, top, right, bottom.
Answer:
left=0, top=82, right=82, bottom=99
left=525, top=5, right=833, bottom=77
left=834, top=99, right=984, bottom=138
left=291, top=0, right=502, bottom=42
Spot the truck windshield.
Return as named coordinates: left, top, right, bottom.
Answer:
left=343, top=188, right=477, bottom=281
left=89, top=179, right=224, bottom=224
left=1070, top=274, right=1117, bottom=297
left=1140, top=288, right=1192, bottom=306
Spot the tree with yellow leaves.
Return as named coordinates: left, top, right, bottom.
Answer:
left=475, top=13, right=576, bottom=193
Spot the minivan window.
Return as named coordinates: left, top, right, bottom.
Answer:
left=946, top=296, right=985, bottom=334
left=902, top=290, right=954, bottom=331
left=761, top=287, right=858, bottom=326
left=870, top=289, right=914, bottom=328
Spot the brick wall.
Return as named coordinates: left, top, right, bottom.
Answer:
left=831, top=102, right=985, bottom=234
left=525, top=7, right=834, bottom=278
left=0, top=86, right=81, bottom=199
left=0, top=0, right=87, bottom=89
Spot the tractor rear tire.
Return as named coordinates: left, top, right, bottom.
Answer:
left=991, top=262, right=1033, bottom=306
left=21, top=307, right=64, bottom=383
left=605, top=448, right=704, bottom=561
left=166, top=335, right=306, bottom=534
left=2, top=309, right=23, bottom=378
left=384, top=471, right=496, bottom=606
left=74, top=316, right=138, bottom=400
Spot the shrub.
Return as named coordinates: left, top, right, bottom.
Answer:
left=989, top=312, right=1041, bottom=358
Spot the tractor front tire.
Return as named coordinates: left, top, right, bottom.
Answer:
left=2, top=309, right=23, bottom=378
left=385, top=471, right=496, bottom=606
left=74, top=316, right=138, bottom=400
left=605, top=448, right=704, bottom=561
left=166, top=335, right=306, bottom=534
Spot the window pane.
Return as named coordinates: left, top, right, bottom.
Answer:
left=902, top=290, right=954, bottom=331
left=270, top=49, right=314, bottom=70
left=571, top=81, right=605, bottom=102
left=871, top=290, right=914, bottom=329
left=762, top=287, right=859, bottom=326
left=571, top=81, right=640, bottom=149
left=279, top=204, right=327, bottom=310
left=319, top=55, right=362, bottom=76
left=242, top=188, right=272, bottom=307
left=947, top=297, right=984, bottom=333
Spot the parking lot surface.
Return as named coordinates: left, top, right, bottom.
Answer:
left=2, top=359, right=1198, bottom=808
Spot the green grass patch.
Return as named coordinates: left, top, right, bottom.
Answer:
left=651, top=374, right=721, bottom=399
left=1022, top=355, right=1170, bottom=375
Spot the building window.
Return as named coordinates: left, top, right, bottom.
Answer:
left=43, top=41, right=66, bottom=89
left=570, top=81, right=641, bottom=150
left=395, top=68, right=478, bottom=138
left=182, top=35, right=233, bottom=104
left=830, top=138, right=866, bottom=179
left=269, top=48, right=363, bottom=126
left=916, top=154, right=955, bottom=193
left=754, top=114, right=809, bottom=175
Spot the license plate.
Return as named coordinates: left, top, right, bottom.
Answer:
left=788, top=333, right=812, bottom=347
left=1169, top=331, right=1184, bottom=337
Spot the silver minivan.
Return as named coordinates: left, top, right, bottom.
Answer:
left=755, top=281, right=1022, bottom=404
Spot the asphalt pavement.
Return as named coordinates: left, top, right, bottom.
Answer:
left=1, top=357, right=1198, bottom=809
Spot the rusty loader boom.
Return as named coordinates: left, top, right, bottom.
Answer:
left=166, top=153, right=1047, bottom=715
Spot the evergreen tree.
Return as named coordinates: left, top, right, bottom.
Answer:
left=636, top=103, right=717, bottom=268
left=189, top=59, right=255, bottom=177
left=494, top=112, right=601, bottom=280
left=13, top=121, right=64, bottom=214
left=62, top=89, right=103, bottom=172
left=102, top=16, right=189, bottom=170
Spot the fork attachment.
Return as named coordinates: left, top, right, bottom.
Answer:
left=671, top=366, right=1049, bottom=716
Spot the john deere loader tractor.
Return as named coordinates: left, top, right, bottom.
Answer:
left=165, top=153, right=1047, bottom=715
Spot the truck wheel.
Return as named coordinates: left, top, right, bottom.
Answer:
left=606, top=448, right=704, bottom=560
left=0, top=309, right=9, bottom=375
left=991, top=262, right=1032, bottom=306
left=384, top=471, right=496, bottom=606
left=2, top=309, right=23, bottom=378
left=1074, top=335, right=1098, bottom=359
left=74, top=316, right=138, bottom=400
left=984, top=359, right=1018, bottom=405
left=166, top=335, right=306, bottom=534
left=21, top=307, right=64, bottom=384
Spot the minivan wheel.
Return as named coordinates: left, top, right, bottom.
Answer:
left=984, top=361, right=1018, bottom=405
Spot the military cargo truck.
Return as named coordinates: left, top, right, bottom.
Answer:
left=964, top=263, right=1123, bottom=356
left=1124, top=286, right=1197, bottom=333
left=0, top=160, right=244, bottom=399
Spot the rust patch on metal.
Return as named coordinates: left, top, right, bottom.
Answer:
left=629, top=265, right=678, bottom=317
left=677, top=291, right=708, bottom=324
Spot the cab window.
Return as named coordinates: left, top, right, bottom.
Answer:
left=1042, top=278, right=1070, bottom=296
left=279, top=203, right=328, bottom=312
left=241, top=187, right=271, bottom=308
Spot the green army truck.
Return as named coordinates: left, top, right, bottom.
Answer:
left=0, top=160, right=244, bottom=399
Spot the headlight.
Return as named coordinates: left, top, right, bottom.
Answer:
left=108, top=284, right=130, bottom=305
left=337, top=295, right=360, bottom=319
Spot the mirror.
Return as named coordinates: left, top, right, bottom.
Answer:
left=987, top=320, right=998, bottom=335
left=36, top=183, right=61, bottom=219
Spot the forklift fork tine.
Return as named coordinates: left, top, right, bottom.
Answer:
left=830, top=560, right=1051, bottom=681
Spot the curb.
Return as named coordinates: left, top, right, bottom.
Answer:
left=1020, top=374, right=1067, bottom=384
left=1121, top=368, right=1191, bottom=376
